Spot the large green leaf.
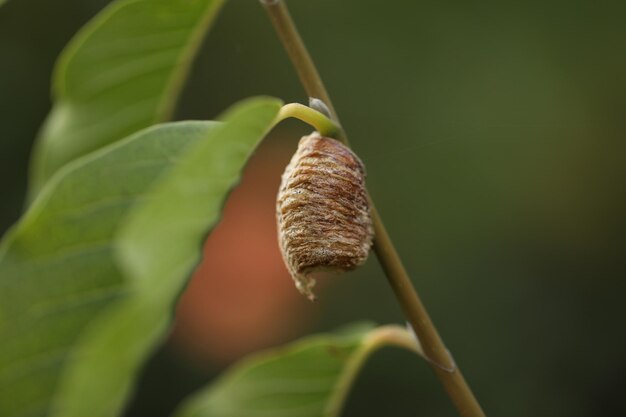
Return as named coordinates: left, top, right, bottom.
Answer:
left=175, top=324, right=422, bottom=417
left=29, top=0, right=226, bottom=198
left=0, top=97, right=282, bottom=417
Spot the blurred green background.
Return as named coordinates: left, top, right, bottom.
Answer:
left=1, top=0, right=625, bottom=416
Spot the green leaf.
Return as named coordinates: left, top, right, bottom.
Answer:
left=29, top=0, right=226, bottom=198
left=174, top=324, right=422, bottom=417
left=0, top=97, right=282, bottom=417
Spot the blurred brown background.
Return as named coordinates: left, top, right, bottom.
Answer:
left=1, top=0, right=625, bottom=416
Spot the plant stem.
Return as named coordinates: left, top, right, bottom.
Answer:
left=259, top=0, right=352, bottom=143
left=260, top=1, right=486, bottom=416
left=276, top=103, right=340, bottom=138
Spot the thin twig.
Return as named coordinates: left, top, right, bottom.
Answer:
left=260, top=1, right=486, bottom=416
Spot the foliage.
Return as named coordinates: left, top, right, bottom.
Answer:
left=175, top=324, right=419, bottom=417
left=28, top=0, right=226, bottom=198
left=0, top=98, right=281, bottom=417
left=0, top=0, right=423, bottom=416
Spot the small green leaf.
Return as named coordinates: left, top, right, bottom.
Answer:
left=29, top=0, right=226, bottom=198
left=0, top=97, right=282, bottom=417
left=174, top=324, right=421, bottom=417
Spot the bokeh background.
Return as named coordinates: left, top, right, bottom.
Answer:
left=1, top=0, right=625, bottom=416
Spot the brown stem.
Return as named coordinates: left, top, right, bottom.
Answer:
left=260, top=1, right=486, bottom=416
